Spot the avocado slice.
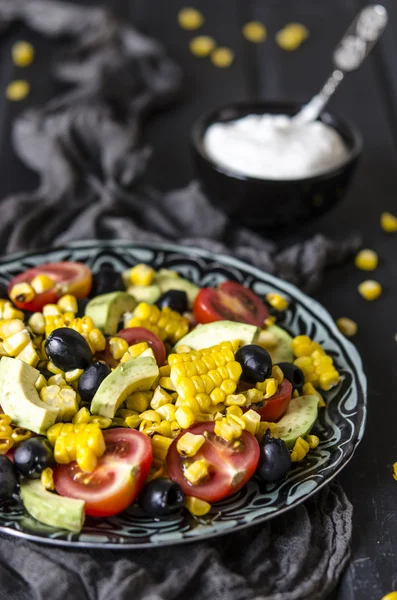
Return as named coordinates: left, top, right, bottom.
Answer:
left=85, top=291, right=137, bottom=335
left=273, top=395, right=318, bottom=448
left=267, top=325, right=294, bottom=364
left=156, top=276, right=199, bottom=309
left=174, top=320, right=260, bottom=351
left=90, top=356, right=159, bottom=418
left=127, top=284, right=161, bottom=304
left=20, top=480, right=85, bottom=533
left=0, top=357, right=58, bottom=434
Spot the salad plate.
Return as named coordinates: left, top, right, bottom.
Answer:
left=0, top=240, right=366, bottom=548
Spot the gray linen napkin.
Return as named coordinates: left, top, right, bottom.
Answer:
left=0, top=2, right=357, bottom=599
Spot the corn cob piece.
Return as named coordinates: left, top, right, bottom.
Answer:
left=126, top=302, right=189, bottom=344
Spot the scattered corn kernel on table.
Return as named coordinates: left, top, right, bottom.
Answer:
left=1, top=0, right=397, bottom=598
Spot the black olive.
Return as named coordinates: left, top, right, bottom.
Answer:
left=91, top=268, right=124, bottom=296
left=235, top=345, right=272, bottom=383
left=256, top=430, right=291, bottom=484
left=277, top=362, right=305, bottom=390
left=139, top=478, right=184, bottom=518
left=45, top=328, right=93, bottom=371
left=14, top=438, right=55, bottom=479
left=76, top=297, right=89, bottom=318
left=78, top=361, right=111, bottom=403
left=156, top=290, right=188, bottom=314
left=0, top=456, right=18, bottom=501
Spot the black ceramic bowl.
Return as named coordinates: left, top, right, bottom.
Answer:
left=191, top=100, right=363, bottom=230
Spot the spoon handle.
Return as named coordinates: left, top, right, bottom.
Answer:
left=294, top=4, right=388, bottom=125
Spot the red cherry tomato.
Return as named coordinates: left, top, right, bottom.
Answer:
left=167, top=422, right=260, bottom=503
left=247, top=379, right=293, bottom=422
left=8, top=262, right=92, bottom=312
left=117, top=327, right=166, bottom=366
left=194, top=281, right=268, bottom=327
left=53, top=429, right=152, bottom=517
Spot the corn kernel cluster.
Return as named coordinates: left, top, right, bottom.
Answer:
left=0, top=413, right=32, bottom=454
left=0, top=317, right=39, bottom=367
left=40, top=375, right=79, bottom=422
left=291, top=335, right=340, bottom=391
left=47, top=422, right=106, bottom=472
left=127, top=302, right=189, bottom=344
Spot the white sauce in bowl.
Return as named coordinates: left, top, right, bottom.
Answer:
left=203, top=113, right=350, bottom=180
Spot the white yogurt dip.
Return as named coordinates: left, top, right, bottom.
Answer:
left=203, top=113, right=350, bottom=180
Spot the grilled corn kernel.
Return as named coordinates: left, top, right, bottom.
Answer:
left=256, top=378, right=278, bottom=398
left=290, top=436, right=310, bottom=462
left=42, top=304, right=61, bottom=317
left=302, top=382, right=326, bottom=407
left=215, top=417, right=243, bottom=442
left=211, top=46, right=234, bottom=67
left=89, top=415, right=112, bottom=429
left=11, top=427, right=32, bottom=443
left=177, top=432, right=205, bottom=457
left=87, top=328, right=106, bottom=352
left=242, top=21, right=267, bottom=43
left=0, top=414, right=12, bottom=426
left=0, top=318, right=25, bottom=339
left=57, top=294, right=78, bottom=313
left=175, top=345, right=192, bottom=354
left=12, top=41, right=35, bottom=67
left=276, top=23, right=309, bottom=51
left=381, top=211, right=397, bottom=232
left=150, top=386, right=172, bottom=410
left=0, top=438, right=13, bottom=454
left=382, top=593, right=397, bottom=600
left=159, top=365, right=171, bottom=377
left=6, top=80, right=30, bottom=101
left=190, top=36, right=215, bottom=57
left=224, top=393, right=247, bottom=407
left=184, top=496, right=211, bottom=516
left=76, top=446, right=98, bottom=472
left=336, top=317, right=358, bottom=337
left=126, top=341, right=149, bottom=359
left=156, top=403, right=177, bottom=422
left=109, top=337, right=129, bottom=360
left=47, top=374, right=67, bottom=387
left=159, top=377, right=175, bottom=391
left=17, top=341, right=40, bottom=367
left=47, top=361, right=64, bottom=375
left=73, top=407, right=91, bottom=424
left=355, top=249, right=378, bottom=271
left=139, top=410, right=161, bottom=424
left=28, top=312, right=45, bottom=335
left=241, top=409, right=261, bottom=435
left=272, top=365, right=284, bottom=384
left=184, top=459, right=209, bottom=485
left=358, top=280, right=382, bottom=301
left=10, top=282, right=35, bottom=304
left=126, top=391, right=151, bottom=412
left=3, top=329, right=30, bottom=356
left=65, top=368, right=84, bottom=383
left=178, top=7, right=204, bottom=30
left=151, top=434, right=173, bottom=461
left=244, top=388, right=264, bottom=405
left=305, top=434, right=319, bottom=449
left=256, top=330, right=278, bottom=349
left=175, top=406, right=195, bottom=429
left=41, top=467, right=54, bottom=491
left=226, top=405, right=243, bottom=418
left=266, top=292, right=289, bottom=311
left=129, top=264, right=155, bottom=286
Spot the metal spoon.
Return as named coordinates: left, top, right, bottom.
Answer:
left=293, top=4, right=388, bottom=125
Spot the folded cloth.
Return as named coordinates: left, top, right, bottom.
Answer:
left=0, top=0, right=359, bottom=292
left=0, top=482, right=351, bottom=600
left=0, top=2, right=356, bottom=599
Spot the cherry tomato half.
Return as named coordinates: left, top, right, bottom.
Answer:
left=167, top=422, right=260, bottom=503
left=8, top=262, right=92, bottom=312
left=194, top=281, right=268, bottom=327
left=117, top=327, right=166, bottom=366
left=248, top=379, right=292, bottom=422
left=54, top=429, right=152, bottom=517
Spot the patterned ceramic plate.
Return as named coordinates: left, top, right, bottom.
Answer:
left=0, top=241, right=367, bottom=548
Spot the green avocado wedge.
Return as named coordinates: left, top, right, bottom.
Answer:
left=20, top=480, right=85, bottom=533
left=85, top=291, right=137, bottom=335
left=90, top=356, right=159, bottom=418
left=272, top=395, right=319, bottom=448
left=174, top=320, right=259, bottom=351
left=266, top=325, right=294, bottom=364
left=0, top=357, right=58, bottom=434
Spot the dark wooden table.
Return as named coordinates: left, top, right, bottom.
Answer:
left=0, top=1, right=396, bottom=598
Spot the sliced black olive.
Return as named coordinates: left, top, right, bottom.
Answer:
left=256, top=430, right=291, bottom=484
left=14, top=438, right=55, bottom=479
left=78, top=361, right=111, bottom=403
left=91, top=268, right=124, bottom=296
left=0, top=456, right=18, bottom=501
left=156, top=290, right=188, bottom=314
left=277, top=362, right=305, bottom=390
left=235, top=345, right=272, bottom=383
left=45, top=328, right=93, bottom=371
left=139, top=478, right=184, bottom=517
